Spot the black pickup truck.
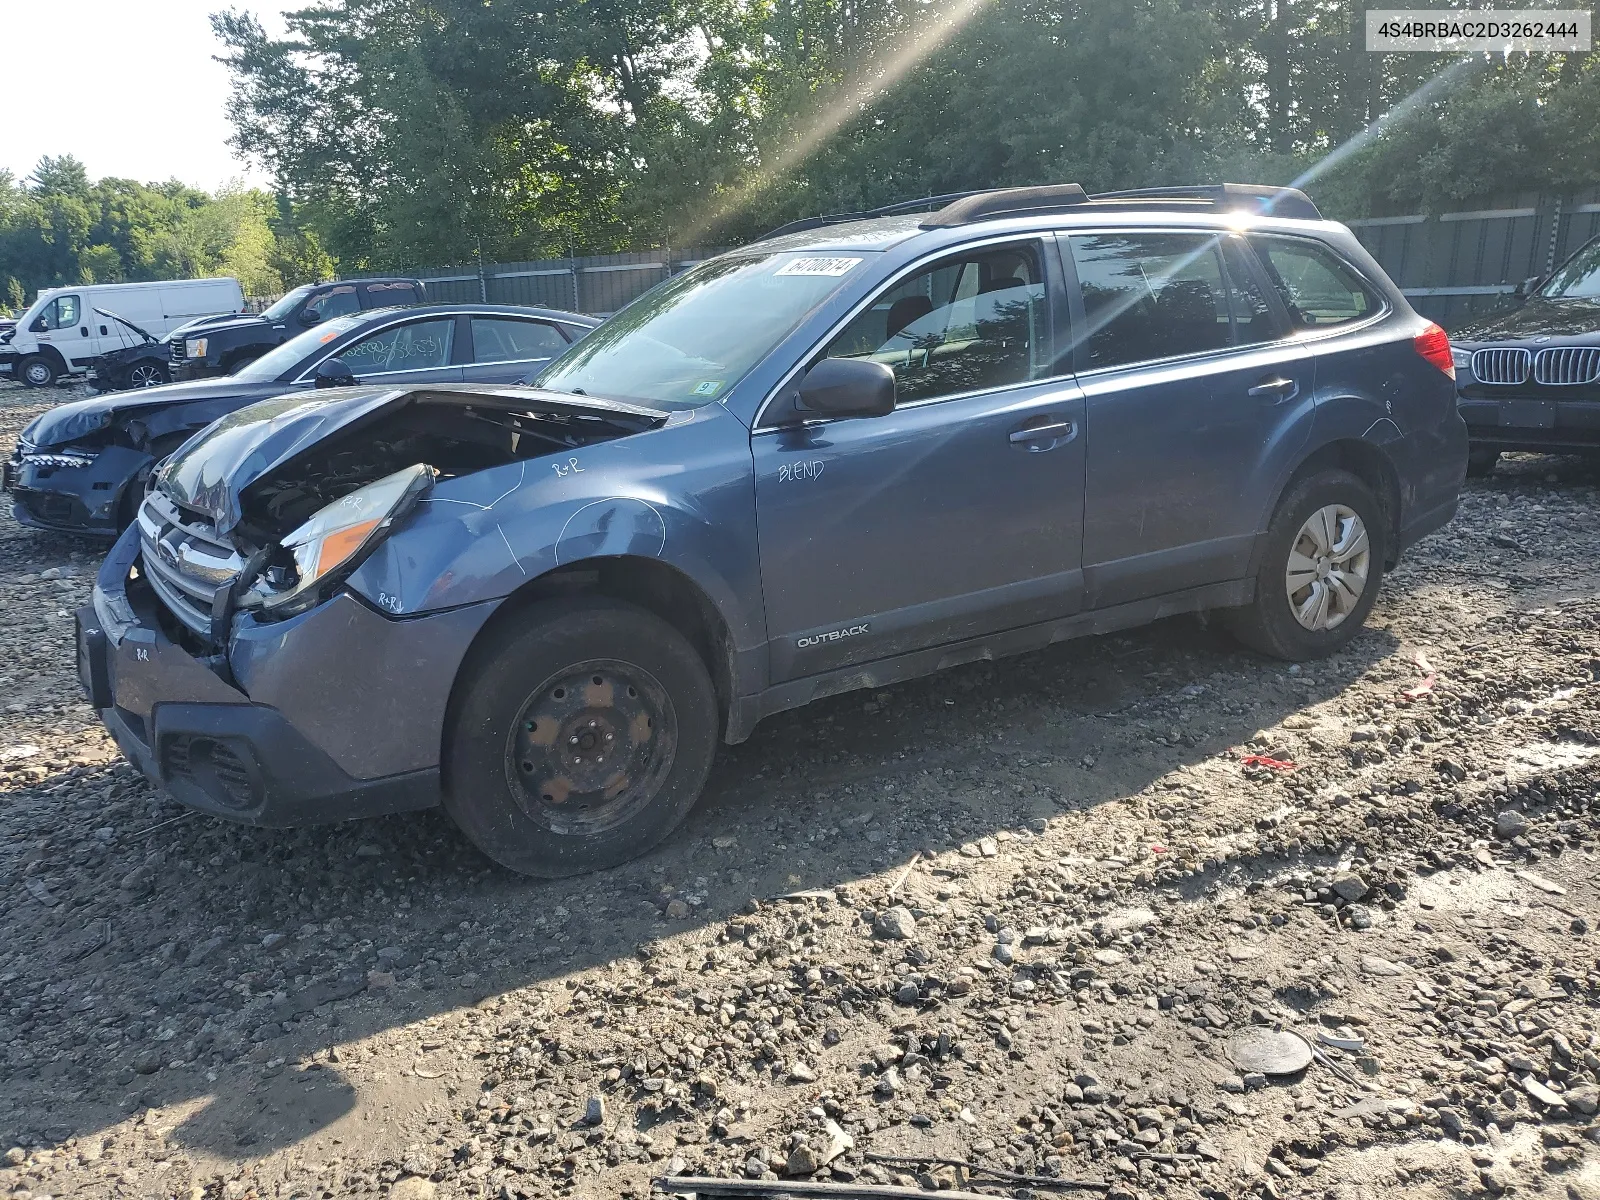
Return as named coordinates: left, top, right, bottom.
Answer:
left=170, top=276, right=425, bottom=380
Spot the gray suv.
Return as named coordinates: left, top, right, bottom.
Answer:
left=77, top=183, right=1467, bottom=877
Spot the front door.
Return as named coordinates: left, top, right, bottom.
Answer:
left=34, top=293, right=94, bottom=369
left=753, top=238, right=1087, bottom=682
left=1063, top=230, right=1314, bottom=609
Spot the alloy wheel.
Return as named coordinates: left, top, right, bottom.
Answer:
left=129, top=364, right=164, bottom=387
left=1285, top=503, right=1370, bottom=631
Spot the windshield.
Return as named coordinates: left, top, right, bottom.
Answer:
left=260, top=284, right=315, bottom=322
left=1540, top=240, right=1600, bottom=299
left=232, top=315, right=365, bottom=382
left=534, top=251, right=870, bottom=406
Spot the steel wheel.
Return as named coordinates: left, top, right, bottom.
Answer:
left=505, top=658, right=677, bottom=838
left=1285, top=503, right=1370, bottom=631
left=129, top=363, right=165, bottom=387
left=21, top=357, right=55, bottom=387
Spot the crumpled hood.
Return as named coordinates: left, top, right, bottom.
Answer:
left=154, top=383, right=671, bottom=533
left=23, top=378, right=272, bottom=448
left=1452, top=297, right=1600, bottom=344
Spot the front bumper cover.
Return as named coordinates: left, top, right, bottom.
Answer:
left=5, top=444, right=149, bottom=536
left=82, top=525, right=500, bottom=827
left=1458, top=393, right=1600, bottom=451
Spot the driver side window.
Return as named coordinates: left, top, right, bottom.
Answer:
left=821, top=242, right=1048, bottom=404
left=36, top=295, right=81, bottom=331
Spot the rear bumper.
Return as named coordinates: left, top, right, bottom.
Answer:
left=83, top=525, right=500, bottom=827
left=1459, top=394, right=1600, bottom=451
left=1391, top=409, right=1468, bottom=557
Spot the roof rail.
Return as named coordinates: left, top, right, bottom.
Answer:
left=919, top=184, right=1089, bottom=228
left=1087, top=183, right=1322, bottom=221
left=760, top=191, right=986, bottom=241
left=756, top=181, right=1318, bottom=243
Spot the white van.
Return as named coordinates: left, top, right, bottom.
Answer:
left=0, top=277, right=244, bottom=388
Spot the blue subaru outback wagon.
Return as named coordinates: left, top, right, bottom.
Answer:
left=77, top=183, right=1467, bottom=876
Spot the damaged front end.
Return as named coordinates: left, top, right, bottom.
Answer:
left=140, top=384, right=667, bottom=642
left=81, top=383, right=670, bottom=826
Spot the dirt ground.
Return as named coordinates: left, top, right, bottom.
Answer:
left=2, top=380, right=1599, bottom=1200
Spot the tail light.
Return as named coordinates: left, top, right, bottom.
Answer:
left=1413, top=322, right=1455, bottom=379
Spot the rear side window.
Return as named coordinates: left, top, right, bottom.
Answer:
left=365, top=281, right=421, bottom=305
left=822, top=240, right=1048, bottom=404
left=471, top=318, right=567, bottom=362
left=1068, top=233, right=1232, bottom=369
left=1250, top=236, right=1381, bottom=328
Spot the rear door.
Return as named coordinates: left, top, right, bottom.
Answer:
left=1063, top=229, right=1313, bottom=608
left=752, top=237, right=1087, bottom=682
left=460, top=315, right=571, bottom=382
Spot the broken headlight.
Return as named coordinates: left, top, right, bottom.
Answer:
left=248, top=463, right=432, bottom=617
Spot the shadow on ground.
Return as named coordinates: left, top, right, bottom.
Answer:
left=0, top=589, right=1400, bottom=1162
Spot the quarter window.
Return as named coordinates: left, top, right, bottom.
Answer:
left=1068, top=233, right=1232, bottom=370
left=471, top=318, right=567, bottom=362
left=1251, top=236, right=1380, bottom=327
left=338, top=318, right=455, bottom=374
left=822, top=242, right=1048, bottom=404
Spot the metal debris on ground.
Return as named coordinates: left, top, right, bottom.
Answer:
left=863, top=1152, right=1112, bottom=1191
left=1226, top=1027, right=1313, bottom=1076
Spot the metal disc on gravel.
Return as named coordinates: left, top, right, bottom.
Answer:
left=1227, top=1028, right=1312, bottom=1076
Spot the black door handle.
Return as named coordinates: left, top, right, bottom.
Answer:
left=79, top=326, right=89, bottom=337
left=1248, top=375, right=1298, bottom=402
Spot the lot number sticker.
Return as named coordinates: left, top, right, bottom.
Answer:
left=775, top=256, right=862, bottom=278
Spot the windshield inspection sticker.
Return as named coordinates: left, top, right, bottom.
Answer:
left=691, top=380, right=724, bottom=397
left=775, top=256, right=863, bottom=278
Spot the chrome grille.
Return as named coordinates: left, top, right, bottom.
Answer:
left=137, top=491, right=245, bottom=638
left=1532, top=346, right=1600, bottom=386
left=168, top=337, right=185, bottom=367
left=1471, top=347, right=1531, bottom=385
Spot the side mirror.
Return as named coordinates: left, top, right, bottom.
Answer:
left=314, top=357, right=358, bottom=389
left=298, top=308, right=322, bottom=326
left=772, top=357, right=896, bottom=424
left=29, top=316, right=46, bottom=333
left=1513, top=275, right=1542, bottom=300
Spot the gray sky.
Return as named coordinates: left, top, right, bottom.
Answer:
left=6, top=0, right=298, bottom=191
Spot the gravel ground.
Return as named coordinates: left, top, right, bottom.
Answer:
left=3, top=380, right=1600, bottom=1200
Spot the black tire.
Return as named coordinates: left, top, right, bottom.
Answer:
left=1223, top=469, right=1388, bottom=661
left=1466, top=448, right=1500, bottom=477
left=443, top=597, right=718, bottom=878
left=18, top=355, right=57, bottom=388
